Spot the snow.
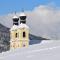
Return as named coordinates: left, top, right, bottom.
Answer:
left=10, top=23, right=29, bottom=31
left=13, top=15, right=18, bottom=19
left=10, top=25, right=18, bottom=31
left=19, top=12, right=26, bottom=16
left=18, top=23, right=29, bottom=29
left=0, top=40, right=60, bottom=60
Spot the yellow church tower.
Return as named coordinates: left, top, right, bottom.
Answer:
left=10, top=12, right=29, bottom=49
left=18, top=12, right=29, bottom=47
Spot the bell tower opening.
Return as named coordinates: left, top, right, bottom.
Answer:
left=23, top=32, right=26, bottom=38
left=15, top=33, right=18, bottom=38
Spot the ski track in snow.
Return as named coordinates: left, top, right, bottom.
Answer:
left=26, top=46, right=60, bottom=58
left=26, top=46, right=60, bottom=53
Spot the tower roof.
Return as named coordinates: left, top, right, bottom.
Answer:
left=13, top=15, right=18, bottom=19
left=19, top=12, right=27, bottom=23
left=18, top=23, right=29, bottom=29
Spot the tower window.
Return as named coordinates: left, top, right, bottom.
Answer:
left=15, top=33, right=17, bottom=38
left=23, top=32, right=26, bottom=38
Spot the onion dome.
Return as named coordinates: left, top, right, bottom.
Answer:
left=12, top=15, right=19, bottom=25
left=19, top=12, right=26, bottom=24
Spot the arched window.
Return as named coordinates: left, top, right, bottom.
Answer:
left=23, top=32, right=26, bottom=38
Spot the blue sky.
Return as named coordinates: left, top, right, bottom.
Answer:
left=0, top=0, right=60, bottom=15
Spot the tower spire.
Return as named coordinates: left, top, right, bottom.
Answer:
left=15, top=11, right=16, bottom=15
left=21, top=8, right=24, bottom=12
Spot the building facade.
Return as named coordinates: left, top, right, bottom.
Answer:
left=10, top=12, right=29, bottom=49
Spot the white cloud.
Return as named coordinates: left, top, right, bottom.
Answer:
left=26, top=5, right=60, bottom=39
left=0, top=5, right=60, bottom=39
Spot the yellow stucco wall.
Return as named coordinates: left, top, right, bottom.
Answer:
left=18, top=28, right=29, bottom=40
left=10, top=27, right=29, bottom=49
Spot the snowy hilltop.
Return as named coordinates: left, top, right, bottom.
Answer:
left=0, top=40, right=60, bottom=60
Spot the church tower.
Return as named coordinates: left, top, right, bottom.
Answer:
left=10, top=12, right=29, bottom=49
left=10, top=14, right=19, bottom=49
left=18, top=12, right=29, bottom=47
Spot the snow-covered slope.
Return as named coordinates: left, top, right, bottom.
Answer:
left=0, top=40, right=60, bottom=60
